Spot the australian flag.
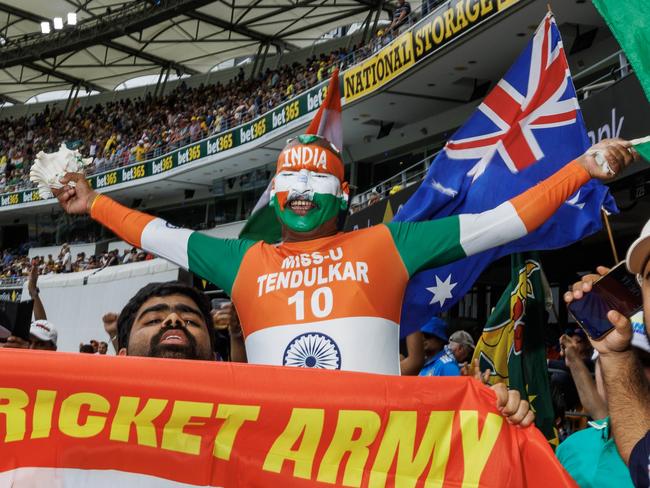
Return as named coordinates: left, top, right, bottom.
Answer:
left=395, top=13, right=617, bottom=336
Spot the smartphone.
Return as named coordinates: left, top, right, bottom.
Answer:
left=568, top=262, right=643, bottom=340
left=0, top=300, right=34, bottom=341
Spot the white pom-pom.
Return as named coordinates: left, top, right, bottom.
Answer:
left=30, top=143, right=92, bottom=199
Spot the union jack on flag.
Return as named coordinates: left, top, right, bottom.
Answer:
left=394, top=13, right=617, bottom=335
left=448, top=13, right=579, bottom=180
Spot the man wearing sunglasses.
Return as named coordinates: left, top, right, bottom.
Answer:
left=55, top=135, right=635, bottom=378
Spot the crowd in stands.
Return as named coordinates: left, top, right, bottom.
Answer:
left=0, top=244, right=153, bottom=279
left=0, top=0, right=427, bottom=198
left=0, top=47, right=359, bottom=196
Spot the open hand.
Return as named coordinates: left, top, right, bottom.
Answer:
left=54, top=173, right=98, bottom=215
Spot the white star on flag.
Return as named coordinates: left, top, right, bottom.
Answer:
left=426, top=274, right=457, bottom=307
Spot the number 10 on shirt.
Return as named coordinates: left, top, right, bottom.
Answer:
left=288, top=287, right=333, bottom=320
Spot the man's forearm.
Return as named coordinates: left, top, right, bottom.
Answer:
left=388, top=160, right=591, bottom=275
left=90, top=195, right=195, bottom=270
left=89, top=194, right=252, bottom=295
left=31, top=294, right=47, bottom=321
left=599, top=350, right=650, bottom=462
left=567, top=359, right=607, bottom=420
left=400, top=331, right=424, bottom=375
left=229, top=334, right=247, bottom=363
left=461, top=160, right=590, bottom=257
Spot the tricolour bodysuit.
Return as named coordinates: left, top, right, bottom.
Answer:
left=91, top=161, right=590, bottom=374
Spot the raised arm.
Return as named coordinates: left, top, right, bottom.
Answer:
left=561, top=334, right=608, bottom=420
left=55, top=173, right=256, bottom=294
left=28, top=263, right=46, bottom=321
left=387, top=139, right=638, bottom=276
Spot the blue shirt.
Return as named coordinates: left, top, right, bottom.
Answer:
left=419, top=346, right=460, bottom=377
left=556, top=417, right=634, bottom=488
left=629, top=431, right=650, bottom=488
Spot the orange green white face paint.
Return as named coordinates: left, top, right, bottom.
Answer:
left=271, top=169, right=348, bottom=233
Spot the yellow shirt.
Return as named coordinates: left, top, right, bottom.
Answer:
left=134, top=145, right=146, bottom=162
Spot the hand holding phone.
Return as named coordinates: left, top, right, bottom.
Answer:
left=566, top=262, right=643, bottom=340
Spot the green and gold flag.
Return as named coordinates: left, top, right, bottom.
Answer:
left=473, top=252, right=558, bottom=446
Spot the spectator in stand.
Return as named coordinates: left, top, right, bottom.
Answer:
left=367, top=190, right=381, bottom=206
left=1, top=262, right=58, bottom=351
left=74, top=252, right=86, bottom=271
left=98, top=341, right=108, bottom=355
left=86, top=255, right=99, bottom=269
left=121, top=247, right=137, bottom=264
left=420, top=328, right=472, bottom=377
left=447, top=330, right=475, bottom=369
left=388, top=0, right=412, bottom=36
left=564, top=218, right=650, bottom=488
left=132, top=140, right=146, bottom=162
left=418, top=316, right=455, bottom=376
left=59, top=244, right=72, bottom=273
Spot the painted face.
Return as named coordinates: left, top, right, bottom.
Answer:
left=271, top=169, right=347, bottom=233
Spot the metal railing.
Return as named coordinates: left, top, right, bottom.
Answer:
left=350, top=150, right=441, bottom=212
left=573, top=49, right=632, bottom=99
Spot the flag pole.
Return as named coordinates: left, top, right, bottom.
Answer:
left=547, top=3, right=553, bottom=14
left=601, top=209, right=620, bottom=264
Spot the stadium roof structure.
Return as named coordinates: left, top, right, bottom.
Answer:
left=0, top=0, right=389, bottom=104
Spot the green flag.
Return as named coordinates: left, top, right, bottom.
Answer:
left=593, top=0, right=650, bottom=101
left=238, top=200, right=282, bottom=244
left=472, top=253, right=558, bottom=447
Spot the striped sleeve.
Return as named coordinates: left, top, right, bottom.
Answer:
left=387, top=160, right=591, bottom=276
left=90, top=195, right=256, bottom=294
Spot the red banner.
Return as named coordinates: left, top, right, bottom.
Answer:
left=0, top=350, right=575, bottom=487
